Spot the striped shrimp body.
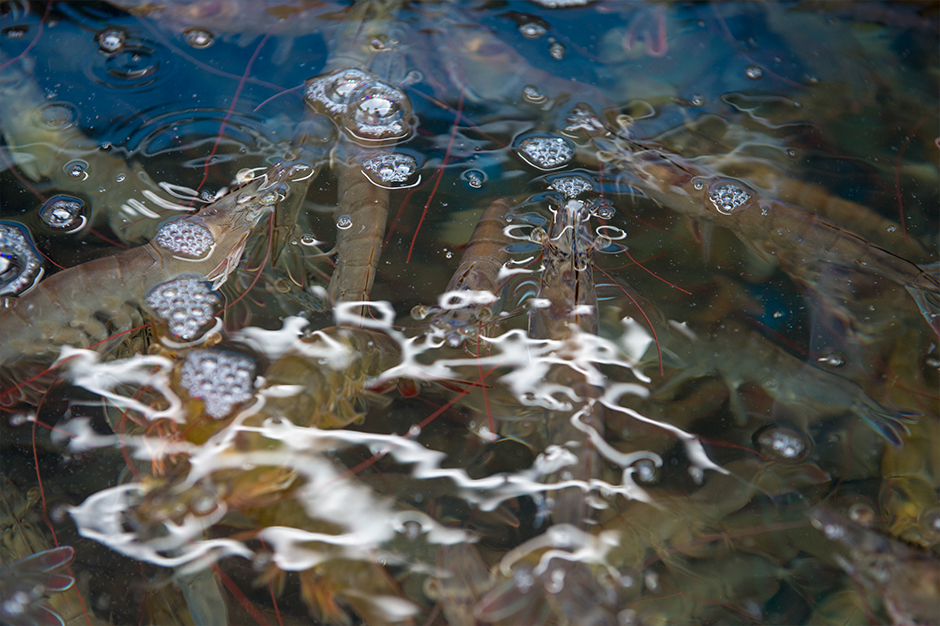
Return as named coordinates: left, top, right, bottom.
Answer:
left=0, top=159, right=309, bottom=402
left=528, top=197, right=599, bottom=342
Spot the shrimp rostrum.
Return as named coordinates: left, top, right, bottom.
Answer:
left=0, top=158, right=316, bottom=404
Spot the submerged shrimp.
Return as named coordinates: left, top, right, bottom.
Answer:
left=423, top=197, right=515, bottom=347
left=608, top=141, right=940, bottom=336
left=651, top=319, right=918, bottom=445
left=0, top=158, right=312, bottom=403
left=528, top=197, right=599, bottom=341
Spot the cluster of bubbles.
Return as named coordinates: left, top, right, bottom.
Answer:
left=304, top=68, right=412, bottom=142
left=145, top=275, right=220, bottom=340
left=462, top=169, right=485, bottom=189
left=179, top=350, right=255, bottom=418
left=549, top=174, right=594, bottom=198
left=708, top=182, right=751, bottom=214
left=360, top=152, right=418, bottom=186
left=516, top=135, right=575, bottom=170
left=0, top=222, right=42, bottom=298
left=154, top=219, right=214, bottom=258
left=755, top=425, right=810, bottom=463
left=38, top=195, right=86, bottom=232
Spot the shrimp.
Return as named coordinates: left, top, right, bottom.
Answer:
left=259, top=325, right=403, bottom=429
left=609, top=144, right=940, bottom=336
left=0, top=158, right=312, bottom=403
left=0, top=51, right=197, bottom=245
left=650, top=319, right=918, bottom=445
left=301, top=0, right=411, bottom=313
left=810, top=507, right=940, bottom=626
left=0, top=476, right=107, bottom=626
left=424, top=197, right=515, bottom=346
left=528, top=198, right=599, bottom=341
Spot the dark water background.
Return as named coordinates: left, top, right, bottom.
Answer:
left=0, top=1, right=938, bottom=625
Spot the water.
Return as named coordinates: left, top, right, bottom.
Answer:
left=0, top=2, right=938, bottom=625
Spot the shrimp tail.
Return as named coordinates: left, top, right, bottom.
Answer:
left=905, top=262, right=940, bottom=337
left=857, top=400, right=919, bottom=447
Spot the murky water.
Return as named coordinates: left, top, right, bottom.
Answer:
left=1, top=1, right=938, bottom=625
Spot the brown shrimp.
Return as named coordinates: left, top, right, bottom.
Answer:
left=328, top=163, right=390, bottom=307
left=651, top=318, right=918, bottom=445
left=424, top=197, right=515, bottom=346
left=0, top=158, right=313, bottom=403
left=615, top=147, right=940, bottom=336
left=528, top=197, right=599, bottom=341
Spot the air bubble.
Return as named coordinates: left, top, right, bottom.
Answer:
left=299, top=234, right=321, bottom=247
left=462, top=170, right=484, bottom=189
left=154, top=219, right=214, bottom=258
left=755, top=425, right=811, bottom=463
left=689, top=94, right=705, bottom=107
left=522, top=84, right=546, bottom=104
left=183, top=27, right=214, bottom=48
left=519, top=22, right=547, bottom=39
left=64, top=160, right=88, bottom=180
left=304, top=68, right=372, bottom=115
left=0, top=222, right=42, bottom=297
left=179, top=350, right=255, bottom=418
left=708, top=181, right=751, bottom=214
left=847, top=502, right=875, bottom=527
left=632, top=458, right=659, bottom=483
left=361, top=152, right=418, bottom=186
left=97, top=28, right=126, bottom=53
left=145, top=275, right=220, bottom=340
left=817, top=352, right=845, bottom=367
left=745, top=65, right=764, bottom=80
left=337, top=215, right=353, bottom=230
left=39, top=195, right=86, bottom=232
left=342, top=81, right=412, bottom=142
left=516, top=135, right=574, bottom=170
left=37, top=103, right=77, bottom=131
left=592, top=201, right=616, bottom=220
left=549, top=41, right=566, bottom=60
left=549, top=174, right=593, bottom=198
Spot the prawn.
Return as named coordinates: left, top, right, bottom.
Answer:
left=607, top=143, right=940, bottom=336
left=424, top=197, right=515, bottom=347
left=650, top=318, right=918, bottom=445
left=0, top=158, right=313, bottom=403
left=0, top=50, right=199, bottom=245
left=528, top=197, right=599, bottom=341
left=301, top=0, right=411, bottom=312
